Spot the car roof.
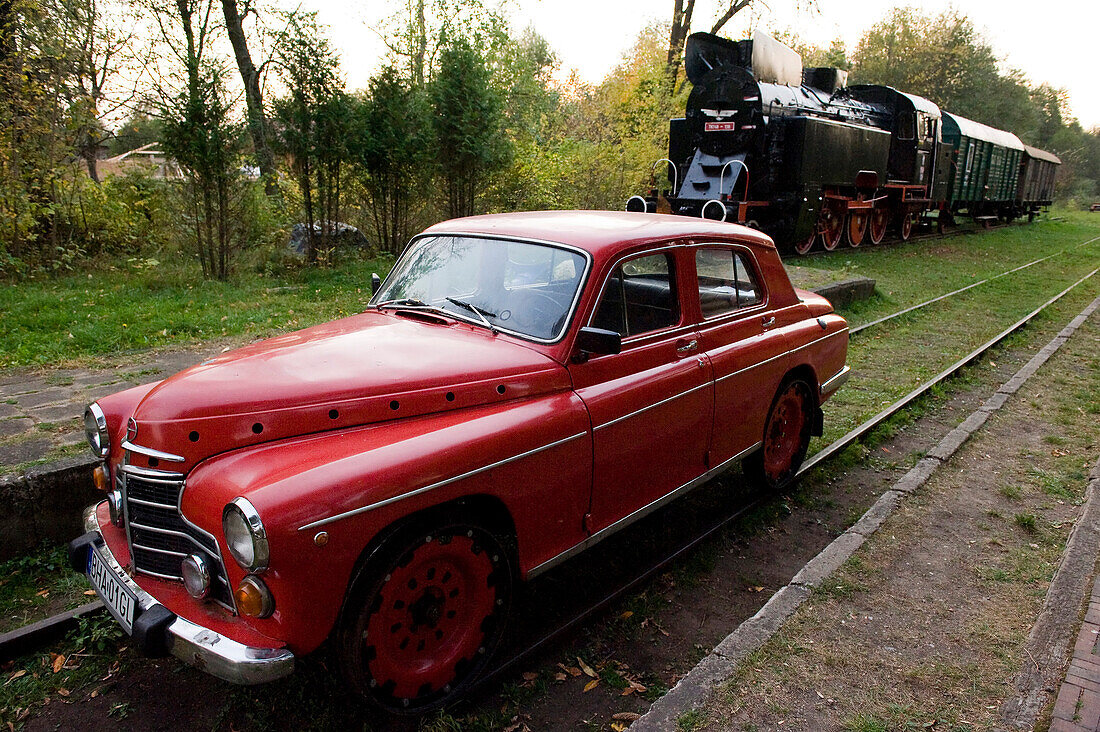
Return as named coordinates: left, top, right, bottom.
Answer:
left=420, top=211, right=775, bottom=258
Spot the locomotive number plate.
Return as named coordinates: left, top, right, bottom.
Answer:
left=705, top=122, right=737, bottom=132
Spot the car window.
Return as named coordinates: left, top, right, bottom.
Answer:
left=695, top=247, right=762, bottom=318
left=591, top=252, right=678, bottom=337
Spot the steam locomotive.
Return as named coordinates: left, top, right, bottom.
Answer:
left=626, top=31, right=1061, bottom=254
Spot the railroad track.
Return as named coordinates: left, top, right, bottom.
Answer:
left=789, top=216, right=1018, bottom=258
left=3, top=232, right=1098, bottom=715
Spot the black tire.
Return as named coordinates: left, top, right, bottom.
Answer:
left=335, top=513, right=515, bottom=714
left=743, top=378, right=814, bottom=492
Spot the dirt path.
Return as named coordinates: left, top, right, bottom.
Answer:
left=693, top=304, right=1100, bottom=730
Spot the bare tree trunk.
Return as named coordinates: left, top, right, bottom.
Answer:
left=221, top=0, right=277, bottom=196
left=666, top=0, right=695, bottom=92
left=412, top=0, right=426, bottom=85
left=710, top=0, right=752, bottom=35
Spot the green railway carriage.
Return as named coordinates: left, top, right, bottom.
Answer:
left=1017, top=145, right=1061, bottom=217
left=941, top=112, right=1024, bottom=219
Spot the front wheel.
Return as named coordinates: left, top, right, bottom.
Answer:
left=336, top=518, right=514, bottom=713
left=743, top=378, right=814, bottom=492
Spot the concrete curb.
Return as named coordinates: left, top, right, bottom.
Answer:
left=812, top=277, right=876, bottom=308
left=632, top=294, right=1100, bottom=731
left=0, top=454, right=99, bottom=560
left=0, top=600, right=104, bottom=662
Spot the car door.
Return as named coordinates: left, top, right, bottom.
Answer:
left=692, top=244, right=791, bottom=465
left=568, top=246, right=713, bottom=535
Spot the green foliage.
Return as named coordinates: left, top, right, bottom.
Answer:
left=350, top=67, right=433, bottom=253
left=430, top=38, right=511, bottom=218
left=271, top=11, right=350, bottom=264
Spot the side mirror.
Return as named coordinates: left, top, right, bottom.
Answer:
left=370, top=273, right=381, bottom=294
left=575, top=327, right=621, bottom=357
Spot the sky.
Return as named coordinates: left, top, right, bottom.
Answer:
left=312, top=0, right=1098, bottom=130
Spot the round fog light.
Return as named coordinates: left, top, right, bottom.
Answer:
left=181, top=554, right=211, bottom=600
left=235, top=575, right=274, bottom=618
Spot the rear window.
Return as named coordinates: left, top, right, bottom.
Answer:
left=695, top=247, right=762, bottom=318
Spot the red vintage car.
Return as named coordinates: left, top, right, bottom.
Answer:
left=70, top=211, right=849, bottom=712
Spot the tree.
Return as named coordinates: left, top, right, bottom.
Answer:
left=221, top=0, right=277, bottom=196
left=352, top=67, right=432, bottom=253
left=665, top=0, right=761, bottom=91
left=380, top=0, right=504, bottom=85
left=271, top=11, right=348, bottom=264
left=430, top=38, right=510, bottom=219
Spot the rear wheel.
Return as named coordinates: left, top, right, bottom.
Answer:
left=336, top=517, right=514, bottom=713
left=898, top=213, right=913, bottom=241
left=743, top=378, right=814, bottom=492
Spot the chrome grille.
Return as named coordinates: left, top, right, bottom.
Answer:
left=120, top=463, right=234, bottom=610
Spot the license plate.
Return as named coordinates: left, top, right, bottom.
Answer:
left=86, top=544, right=138, bottom=634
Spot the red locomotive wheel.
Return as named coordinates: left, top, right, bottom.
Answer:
left=846, top=212, right=867, bottom=247
left=821, top=209, right=844, bottom=251
left=793, top=229, right=816, bottom=255
left=869, top=207, right=889, bottom=244
left=898, top=213, right=914, bottom=241
left=337, top=520, right=513, bottom=713
left=743, top=378, right=813, bottom=491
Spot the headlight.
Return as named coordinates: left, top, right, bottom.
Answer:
left=223, top=498, right=269, bottom=572
left=84, top=403, right=109, bottom=458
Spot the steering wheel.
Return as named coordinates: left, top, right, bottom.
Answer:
left=509, top=290, right=563, bottom=337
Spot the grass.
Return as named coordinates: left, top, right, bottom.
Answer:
left=0, top=249, right=396, bottom=368
left=0, top=544, right=94, bottom=635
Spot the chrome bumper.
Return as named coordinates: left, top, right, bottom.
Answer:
left=76, top=504, right=295, bottom=685
left=820, top=365, right=851, bottom=398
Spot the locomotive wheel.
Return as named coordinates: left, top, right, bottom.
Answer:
left=744, top=378, right=814, bottom=492
left=898, top=213, right=913, bottom=241
left=869, top=207, right=889, bottom=244
left=793, top=230, right=816, bottom=255
left=336, top=517, right=514, bottom=713
left=821, top=209, right=844, bottom=251
left=846, top=212, right=867, bottom=247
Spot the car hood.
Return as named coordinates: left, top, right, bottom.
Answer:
left=125, top=310, right=569, bottom=467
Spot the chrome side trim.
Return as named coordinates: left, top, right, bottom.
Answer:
left=528, top=441, right=762, bottom=578
left=121, top=440, right=186, bottom=463
left=820, top=365, right=851, bottom=397
left=714, top=326, right=849, bottom=384
left=593, top=381, right=711, bottom=432
left=80, top=505, right=294, bottom=685
left=297, top=431, right=590, bottom=532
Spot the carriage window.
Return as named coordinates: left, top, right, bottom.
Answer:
left=695, top=248, right=761, bottom=317
left=591, top=253, right=678, bottom=337
left=898, top=111, right=916, bottom=141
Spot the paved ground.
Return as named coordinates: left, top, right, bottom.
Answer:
left=1054, top=576, right=1100, bottom=730
left=0, top=345, right=225, bottom=473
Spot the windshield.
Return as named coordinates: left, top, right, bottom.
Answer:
left=373, top=235, right=588, bottom=342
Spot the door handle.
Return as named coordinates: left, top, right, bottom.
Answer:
left=761, top=316, right=776, bottom=328
left=675, top=339, right=698, bottom=354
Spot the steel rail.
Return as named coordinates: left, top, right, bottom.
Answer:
left=799, top=266, right=1098, bottom=476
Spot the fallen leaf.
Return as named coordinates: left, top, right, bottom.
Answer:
left=558, top=662, right=582, bottom=677
left=36, top=589, right=49, bottom=598
left=521, top=672, right=538, bottom=682
left=90, top=688, right=99, bottom=698
left=5, top=670, right=26, bottom=684
left=628, top=680, right=647, bottom=693
left=621, top=687, right=634, bottom=696
left=51, top=654, right=65, bottom=673
left=613, top=712, right=642, bottom=721
left=577, top=657, right=597, bottom=678
left=619, top=611, right=633, bottom=619
left=611, top=723, right=627, bottom=731
left=83, top=590, right=97, bottom=596
left=553, top=672, right=567, bottom=682
left=57, top=688, right=70, bottom=697
left=583, top=679, right=599, bottom=692
left=748, top=585, right=764, bottom=592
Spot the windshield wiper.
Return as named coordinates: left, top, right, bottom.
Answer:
left=445, top=297, right=498, bottom=334
left=378, top=297, right=429, bottom=308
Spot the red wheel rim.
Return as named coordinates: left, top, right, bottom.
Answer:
left=869, top=207, right=889, bottom=244
left=900, top=214, right=913, bottom=241
left=822, top=209, right=843, bottom=251
left=847, top=212, right=867, bottom=247
left=364, top=534, right=499, bottom=702
left=762, top=383, right=808, bottom=483
left=793, top=230, right=816, bottom=255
